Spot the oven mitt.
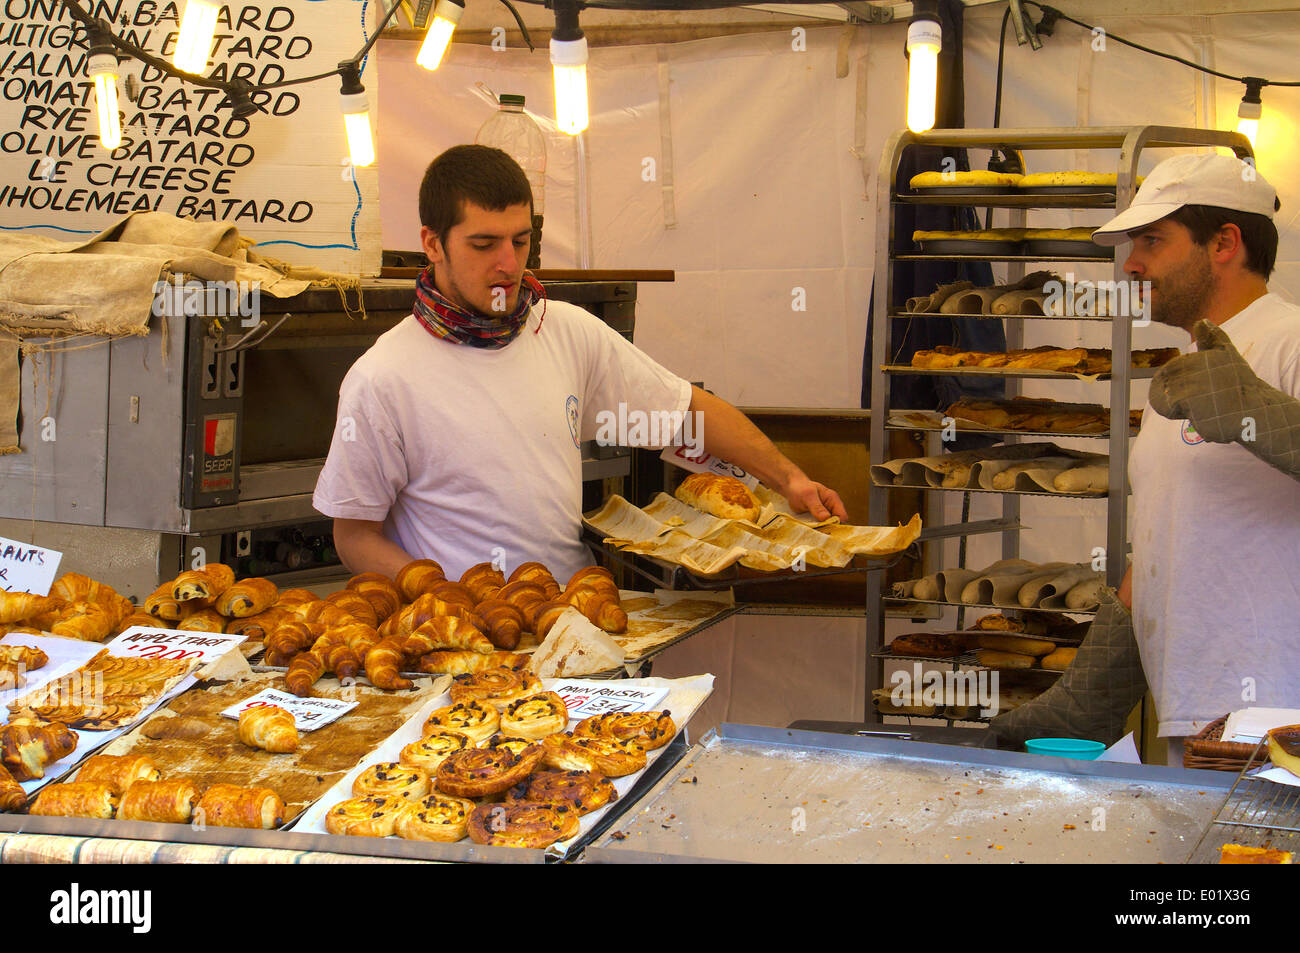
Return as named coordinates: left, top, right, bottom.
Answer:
left=989, top=587, right=1146, bottom=747
left=1149, top=319, right=1300, bottom=480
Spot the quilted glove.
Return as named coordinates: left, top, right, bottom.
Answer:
left=989, top=588, right=1146, bottom=747
left=1149, top=319, right=1300, bottom=480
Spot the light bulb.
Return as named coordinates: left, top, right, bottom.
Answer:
left=1236, top=81, right=1263, bottom=150
left=174, top=0, right=219, bottom=74
left=417, top=0, right=463, bottom=71
left=906, top=19, right=942, bottom=134
left=551, top=37, right=589, bottom=136
left=89, top=53, right=121, bottom=150
left=1236, top=116, right=1259, bottom=149
left=342, top=101, right=375, bottom=168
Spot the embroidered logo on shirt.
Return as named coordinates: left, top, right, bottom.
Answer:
left=566, top=395, right=580, bottom=448
left=1181, top=420, right=1205, bottom=445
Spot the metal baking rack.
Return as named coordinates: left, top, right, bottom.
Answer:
left=1186, top=741, right=1300, bottom=863
left=873, top=478, right=1109, bottom=500
left=880, top=365, right=1159, bottom=381
left=885, top=596, right=1097, bottom=617
left=885, top=414, right=1134, bottom=441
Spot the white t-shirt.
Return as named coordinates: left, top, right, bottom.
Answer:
left=1129, top=292, right=1300, bottom=737
left=313, top=300, right=692, bottom=583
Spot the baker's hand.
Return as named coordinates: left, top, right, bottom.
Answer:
left=1149, top=319, right=1300, bottom=479
left=1149, top=320, right=1254, bottom=443
left=780, top=473, right=848, bottom=522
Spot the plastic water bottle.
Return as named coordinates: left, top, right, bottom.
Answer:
left=476, top=94, right=546, bottom=269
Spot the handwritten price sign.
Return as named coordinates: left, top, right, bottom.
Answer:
left=220, top=689, right=356, bottom=731
left=551, top=680, right=670, bottom=721
left=0, top=535, right=61, bottom=595
left=106, top=627, right=247, bottom=665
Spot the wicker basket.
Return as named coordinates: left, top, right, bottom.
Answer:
left=1183, top=715, right=1260, bottom=771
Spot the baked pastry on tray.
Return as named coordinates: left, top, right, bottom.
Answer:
left=467, top=801, right=580, bottom=849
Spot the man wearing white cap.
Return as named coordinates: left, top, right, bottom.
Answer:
left=1090, top=152, right=1300, bottom=763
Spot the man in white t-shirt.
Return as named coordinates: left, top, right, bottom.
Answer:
left=313, top=145, right=846, bottom=584
left=1089, top=153, right=1300, bottom=763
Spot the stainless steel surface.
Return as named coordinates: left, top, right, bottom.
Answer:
left=1187, top=743, right=1300, bottom=863
left=586, top=724, right=1232, bottom=864
left=0, top=519, right=177, bottom=604
left=239, top=460, right=326, bottom=500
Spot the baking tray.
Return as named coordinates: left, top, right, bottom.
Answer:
left=584, top=526, right=911, bottom=591
left=888, top=310, right=1114, bottom=322
left=583, top=724, right=1233, bottom=864
left=0, top=725, right=691, bottom=864
left=886, top=412, right=1134, bottom=440
left=1024, top=240, right=1112, bottom=259
left=881, top=364, right=1157, bottom=381
left=1018, top=185, right=1118, bottom=195
left=914, top=239, right=1022, bottom=255
left=908, top=186, right=1020, bottom=196
left=895, top=193, right=1117, bottom=209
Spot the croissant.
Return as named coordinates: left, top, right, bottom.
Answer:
left=291, top=600, right=357, bottom=630
left=534, top=600, right=572, bottom=641
left=214, top=577, right=280, bottom=618
left=460, top=563, right=506, bottom=604
left=0, top=591, right=59, bottom=624
left=346, top=573, right=402, bottom=622
left=562, top=587, right=628, bottom=634
left=22, top=596, right=70, bottom=631
left=0, top=722, right=78, bottom=781
left=265, top=618, right=319, bottom=663
left=407, top=615, right=494, bottom=655
left=418, top=651, right=529, bottom=675
left=238, top=705, right=299, bottom=753
left=323, top=589, right=379, bottom=628
left=50, top=602, right=117, bottom=642
left=319, top=641, right=362, bottom=682
left=565, top=565, right=618, bottom=594
left=225, top=606, right=291, bottom=640
left=117, top=778, right=200, bottom=823
left=364, top=638, right=413, bottom=691
left=75, top=754, right=161, bottom=795
left=29, top=782, right=117, bottom=819
left=429, top=581, right=477, bottom=610
left=195, top=783, right=286, bottom=829
left=508, top=561, right=561, bottom=599
left=286, top=649, right=327, bottom=697
left=497, top=580, right=547, bottom=631
left=0, top=763, right=27, bottom=811
left=474, top=599, right=525, bottom=650
left=328, top=621, right=380, bottom=666
left=275, top=588, right=319, bottom=608
left=396, top=558, right=446, bottom=602
left=171, top=563, right=236, bottom=601
left=51, top=571, right=116, bottom=606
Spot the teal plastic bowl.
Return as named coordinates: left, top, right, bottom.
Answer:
left=1025, top=738, right=1107, bottom=760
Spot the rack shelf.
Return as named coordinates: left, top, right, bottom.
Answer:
left=864, top=124, right=1254, bottom=730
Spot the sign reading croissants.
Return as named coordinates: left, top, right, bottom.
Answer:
left=0, top=0, right=381, bottom=273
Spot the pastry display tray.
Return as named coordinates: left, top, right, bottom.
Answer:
left=0, top=732, right=691, bottom=865
left=885, top=596, right=1096, bottom=617
left=582, top=724, right=1232, bottom=864
left=886, top=413, right=1135, bottom=440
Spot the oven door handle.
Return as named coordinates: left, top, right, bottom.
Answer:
left=215, top=312, right=293, bottom=353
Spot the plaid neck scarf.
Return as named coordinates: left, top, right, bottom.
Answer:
left=412, top=265, right=546, bottom=349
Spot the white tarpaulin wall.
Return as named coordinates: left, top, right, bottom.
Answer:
left=379, top=9, right=1300, bottom=727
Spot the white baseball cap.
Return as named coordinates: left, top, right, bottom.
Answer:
left=1091, top=153, right=1278, bottom=246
